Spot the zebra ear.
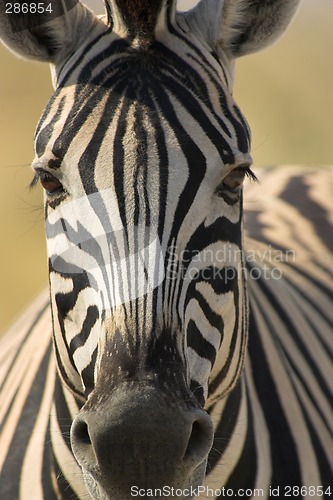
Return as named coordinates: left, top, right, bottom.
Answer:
left=0, top=1, right=100, bottom=64
left=183, top=0, right=301, bottom=57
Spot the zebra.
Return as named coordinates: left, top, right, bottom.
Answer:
left=0, top=0, right=332, bottom=499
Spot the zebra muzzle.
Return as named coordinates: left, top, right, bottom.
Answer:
left=70, top=383, right=214, bottom=498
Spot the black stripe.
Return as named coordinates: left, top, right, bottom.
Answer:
left=54, top=375, right=75, bottom=453
left=52, top=451, right=77, bottom=500
left=224, top=390, right=257, bottom=493
left=188, top=288, right=224, bottom=337
left=41, top=418, right=57, bottom=499
left=207, top=278, right=241, bottom=398
left=300, top=403, right=333, bottom=493
left=82, top=347, right=98, bottom=395
left=69, top=305, right=99, bottom=356
left=53, top=336, right=84, bottom=400
left=35, top=96, right=66, bottom=157
left=183, top=217, right=242, bottom=273
left=206, top=381, right=242, bottom=474
left=187, top=319, right=216, bottom=363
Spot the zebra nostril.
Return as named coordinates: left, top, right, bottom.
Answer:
left=74, top=420, right=91, bottom=445
left=71, top=418, right=97, bottom=467
left=184, top=412, right=214, bottom=466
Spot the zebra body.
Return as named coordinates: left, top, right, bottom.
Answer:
left=1, top=167, right=332, bottom=499
left=1, top=0, right=332, bottom=498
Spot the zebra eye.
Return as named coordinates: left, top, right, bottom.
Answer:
left=31, top=169, right=64, bottom=196
left=217, top=165, right=257, bottom=202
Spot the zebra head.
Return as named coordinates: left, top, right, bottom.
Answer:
left=1, top=0, right=300, bottom=498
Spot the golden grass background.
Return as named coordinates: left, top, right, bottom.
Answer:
left=0, top=0, right=332, bottom=334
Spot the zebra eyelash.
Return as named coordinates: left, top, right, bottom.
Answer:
left=29, top=171, right=40, bottom=191
left=242, top=167, right=258, bottom=182
left=29, top=168, right=64, bottom=195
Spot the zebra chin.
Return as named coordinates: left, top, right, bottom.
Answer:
left=70, top=382, right=214, bottom=499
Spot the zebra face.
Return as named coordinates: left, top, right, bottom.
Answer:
left=34, top=27, right=252, bottom=402
left=1, top=0, right=301, bottom=497
left=33, top=24, right=251, bottom=497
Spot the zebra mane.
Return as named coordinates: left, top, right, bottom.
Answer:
left=104, top=0, right=173, bottom=39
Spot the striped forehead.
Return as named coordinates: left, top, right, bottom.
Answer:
left=34, top=34, right=251, bottom=184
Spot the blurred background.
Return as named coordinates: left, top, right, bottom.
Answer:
left=0, top=0, right=332, bottom=334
